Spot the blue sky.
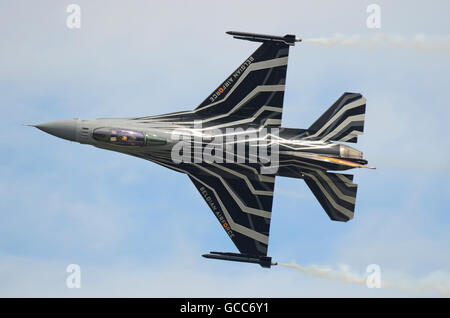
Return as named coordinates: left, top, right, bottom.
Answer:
left=0, top=0, right=449, bottom=297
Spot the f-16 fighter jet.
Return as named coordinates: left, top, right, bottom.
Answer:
left=32, top=31, right=374, bottom=268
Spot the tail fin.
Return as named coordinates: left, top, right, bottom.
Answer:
left=303, top=170, right=358, bottom=222
left=306, top=93, right=366, bottom=143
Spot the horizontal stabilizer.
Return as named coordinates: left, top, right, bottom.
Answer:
left=307, top=93, right=366, bottom=143
left=303, top=171, right=358, bottom=222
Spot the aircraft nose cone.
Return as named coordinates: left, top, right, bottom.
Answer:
left=35, top=120, right=78, bottom=142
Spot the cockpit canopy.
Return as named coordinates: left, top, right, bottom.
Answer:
left=93, top=128, right=145, bottom=146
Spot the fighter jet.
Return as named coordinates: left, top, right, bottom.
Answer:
left=32, top=31, right=374, bottom=268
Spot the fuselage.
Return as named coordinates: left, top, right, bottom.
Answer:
left=34, top=117, right=372, bottom=179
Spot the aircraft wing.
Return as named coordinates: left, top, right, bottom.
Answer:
left=185, top=163, right=275, bottom=257
left=194, top=33, right=297, bottom=129
left=137, top=31, right=300, bottom=130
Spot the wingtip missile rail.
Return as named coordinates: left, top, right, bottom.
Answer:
left=202, top=251, right=278, bottom=268
left=226, top=31, right=301, bottom=46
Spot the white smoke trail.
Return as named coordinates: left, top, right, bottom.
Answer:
left=303, top=33, right=450, bottom=56
left=279, top=262, right=450, bottom=297
left=279, top=262, right=366, bottom=286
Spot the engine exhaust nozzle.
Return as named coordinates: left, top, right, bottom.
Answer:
left=339, top=145, right=363, bottom=159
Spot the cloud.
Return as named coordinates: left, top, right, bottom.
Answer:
left=0, top=251, right=410, bottom=297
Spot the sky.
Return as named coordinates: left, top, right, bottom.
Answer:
left=0, top=0, right=449, bottom=297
